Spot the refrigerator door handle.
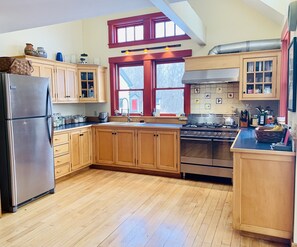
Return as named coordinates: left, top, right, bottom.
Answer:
left=46, top=87, right=53, bottom=146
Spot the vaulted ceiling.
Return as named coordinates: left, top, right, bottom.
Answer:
left=0, top=0, right=287, bottom=44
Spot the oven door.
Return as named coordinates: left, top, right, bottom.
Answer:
left=180, top=137, right=212, bottom=165
left=212, top=138, right=234, bottom=167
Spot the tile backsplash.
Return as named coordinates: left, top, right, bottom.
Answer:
left=190, top=82, right=279, bottom=116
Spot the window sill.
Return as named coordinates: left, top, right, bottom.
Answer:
left=109, top=115, right=187, bottom=124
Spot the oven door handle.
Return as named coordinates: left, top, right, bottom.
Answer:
left=181, top=137, right=212, bottom=142
left=213, top=138, right=234, bottom=143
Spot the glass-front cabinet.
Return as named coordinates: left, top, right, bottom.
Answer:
left=77, top=65, right=107, bottom=103
left=240, top=51, right=280, bottom=100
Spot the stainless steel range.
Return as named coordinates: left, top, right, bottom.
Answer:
left=180, top=114, right=238, bottom=179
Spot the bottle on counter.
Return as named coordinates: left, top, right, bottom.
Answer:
left=258, top=110, right=266, bottom=126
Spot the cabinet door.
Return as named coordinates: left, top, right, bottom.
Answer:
left=31, top=62, right=56, bottom=102
left=70, top=130, right=81, bottom=170
left=97, top=67, right=107, bottom=102
left=66, top=67, right=78, bottom=102
left=80, top=128, right=91, bottom=167
left=156, top=131, right=178, bottom=172
left=56, top=66, right=67, bottom=102
left=137, top=130, right=156, bottom=169
left=94, top=128, right=114, bottom=165
left=43, top=65, right=56, bottom=102
left=114, top=129, right=135, bottom=167
left=78, top=69, right=97, bottom=102
left=240, top=53, right=280, bottom=100
left=233, top=152, right=294, bottom=239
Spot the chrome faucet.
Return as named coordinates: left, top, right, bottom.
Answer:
left=121, top=98, right=132, bottom=122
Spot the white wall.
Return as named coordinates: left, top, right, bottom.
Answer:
left=0, top=0, right=282, bottom=116
left=0, top=21, right=86, bottom=115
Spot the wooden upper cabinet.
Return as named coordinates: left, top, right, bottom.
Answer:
left=239, top=50, right=281, bottom=100
left=25, top=56, right=57, bottom=102
left=77, top=64, right=107, bottom=103
left=56, top=63, right=78, bottom=103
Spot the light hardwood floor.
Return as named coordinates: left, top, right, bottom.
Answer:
left=0, top=169, right=289, bottom=247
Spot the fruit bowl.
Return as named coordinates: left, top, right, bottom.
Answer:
left=255, top=126, right=284, bottom=143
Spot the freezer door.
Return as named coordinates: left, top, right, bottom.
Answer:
left=7, top=117, right=54, bottom=206
left=2, top=73, right=50, bottom=119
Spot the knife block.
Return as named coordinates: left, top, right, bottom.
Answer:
left=240, top=120, right=248, bottom=128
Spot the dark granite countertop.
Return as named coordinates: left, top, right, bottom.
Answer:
left=54, top=121, right=182, bottom=132
left=231, top=128, right=294, bottom=153
left=54, top=122, right=99, bottom=131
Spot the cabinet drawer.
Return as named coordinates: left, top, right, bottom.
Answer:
left=54, top=133, right=69, bottom=146
left=54, top=143, right=69, bottom=156
left=55, top=163, right=71, bottom=178
left=54, top=154, right=70, bottom=167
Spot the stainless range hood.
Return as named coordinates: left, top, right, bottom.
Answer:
left=182, top=68, right=239, bottom=84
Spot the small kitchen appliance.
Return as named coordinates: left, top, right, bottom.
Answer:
left=98, top=112, right=108, bottom=123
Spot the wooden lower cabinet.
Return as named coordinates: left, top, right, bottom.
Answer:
left=53, top=132, right=71, bottom=179
left=53, top=127, right=91, bottom=179
left=93, top=127, right=136, bottom=167
left=93, top=126, right=179, bottom=174
left=137, top=129, right=179, bottom=173
left=70, top=128, right=92, bottom=171
left=232, top=151, right=295, bottom=240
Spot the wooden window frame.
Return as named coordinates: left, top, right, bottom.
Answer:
left=108, top=12, right=190, bottom=48
left=109, top=49, right=192, bottom=116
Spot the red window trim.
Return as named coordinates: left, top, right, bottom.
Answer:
left=109, top=49, right=192, bottom=116
left=280, top=21, right=290, bottom=121
left=108, top=12, right=190, bottom=48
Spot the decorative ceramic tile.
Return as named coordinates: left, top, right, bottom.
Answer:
left=227, top=92, right=234, bottom=98
left=195, top=99, right=200, bottom=104
left=205, top=93, right=211, bottom=99
left=205, top=103, right=211, bottom=110
left=194, top=87, right=200, bottom=94
left=216, top=87, right=223, bottom=94
left=216, top=98, right=222, bottom=104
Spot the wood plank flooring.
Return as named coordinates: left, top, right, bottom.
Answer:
left=0, top=169, right=289, bottom=247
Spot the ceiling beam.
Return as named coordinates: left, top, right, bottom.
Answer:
left=150, top=0, right=206, bottom=46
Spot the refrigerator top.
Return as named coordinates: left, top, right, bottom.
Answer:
left=0, top=73, right=52, bottom=120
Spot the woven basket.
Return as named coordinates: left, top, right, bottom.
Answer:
left=255, top=126, right=284, bottom=143
left=0, top=57, right=33, bottom=76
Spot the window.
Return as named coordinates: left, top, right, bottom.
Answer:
left=118, top=65, right=144, bottom=114
left=109, top=50, right=192, bottom=116
left=155, top=21, right=185, bottom=38
left=155, top=62, right=185, bottom=114
left=108, top=12, right=190, bottom=48
left=117, top=25, right=144, bottom=43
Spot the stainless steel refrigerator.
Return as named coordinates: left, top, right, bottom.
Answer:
left=0, top=73, right=55, bottom=212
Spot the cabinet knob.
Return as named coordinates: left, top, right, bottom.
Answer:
left=243, top=91, right=246, bottom=94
